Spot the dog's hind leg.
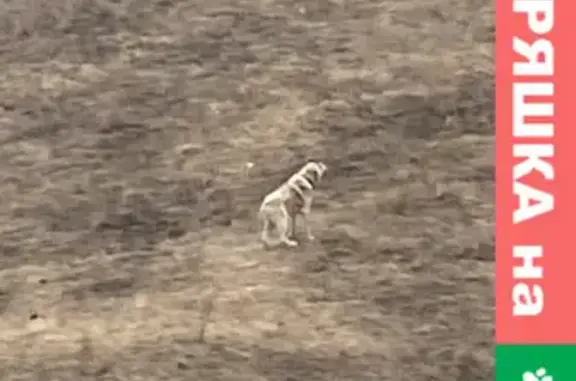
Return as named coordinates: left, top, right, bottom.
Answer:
left=260, top=218, right=281, bottom=248
left=260, top=218, right=271, bottom=243
left=277, top=208, right=298, bottom=247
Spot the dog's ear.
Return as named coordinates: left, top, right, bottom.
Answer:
left=306, top=158, right=322, bottom=167
left=305, top=159, right=325, bottom=168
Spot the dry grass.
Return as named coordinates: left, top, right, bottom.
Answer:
left=0, top=0, right=494, bottom=379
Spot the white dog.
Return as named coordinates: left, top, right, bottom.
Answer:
left=258, top=161, right=327, bottom=248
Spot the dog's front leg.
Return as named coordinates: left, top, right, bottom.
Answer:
left=287, top=213, right=297, bottom=238
left=299, top=197, right=316, bottom=241
left=299, top=211, right=315, bottom=241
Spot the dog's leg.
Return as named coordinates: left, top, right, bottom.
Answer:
left=300, top=211, right=315, bottom=241
left=259, top=211, right=282, bottom=248
left=287, top=213, right=297, bottom=238
left=260, top=218, right=273, bottom=246
left=297, top=195, right=316, bottom=241
left=277, top=207, right=298, bottom=247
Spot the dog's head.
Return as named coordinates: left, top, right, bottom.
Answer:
left=301, top=161, right=327, bottom=182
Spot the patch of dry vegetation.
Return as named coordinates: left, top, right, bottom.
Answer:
left=0, top=0, right=493, bottom=379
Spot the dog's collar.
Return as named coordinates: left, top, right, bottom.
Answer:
left=301, top=170, right=318, bottom=186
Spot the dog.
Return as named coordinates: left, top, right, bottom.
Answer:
left=258, top=161, right=327, bottom=248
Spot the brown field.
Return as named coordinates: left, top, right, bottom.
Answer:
left=0, top=0, right=494, bottom=379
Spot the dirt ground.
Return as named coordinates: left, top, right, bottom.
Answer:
left=0, top=0, right=493, bottom=379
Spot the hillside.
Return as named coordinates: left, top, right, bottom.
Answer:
left=0, top=0, right=493, bottom=380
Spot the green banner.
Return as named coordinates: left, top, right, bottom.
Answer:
left=496, top=345, right=576, bottom=380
